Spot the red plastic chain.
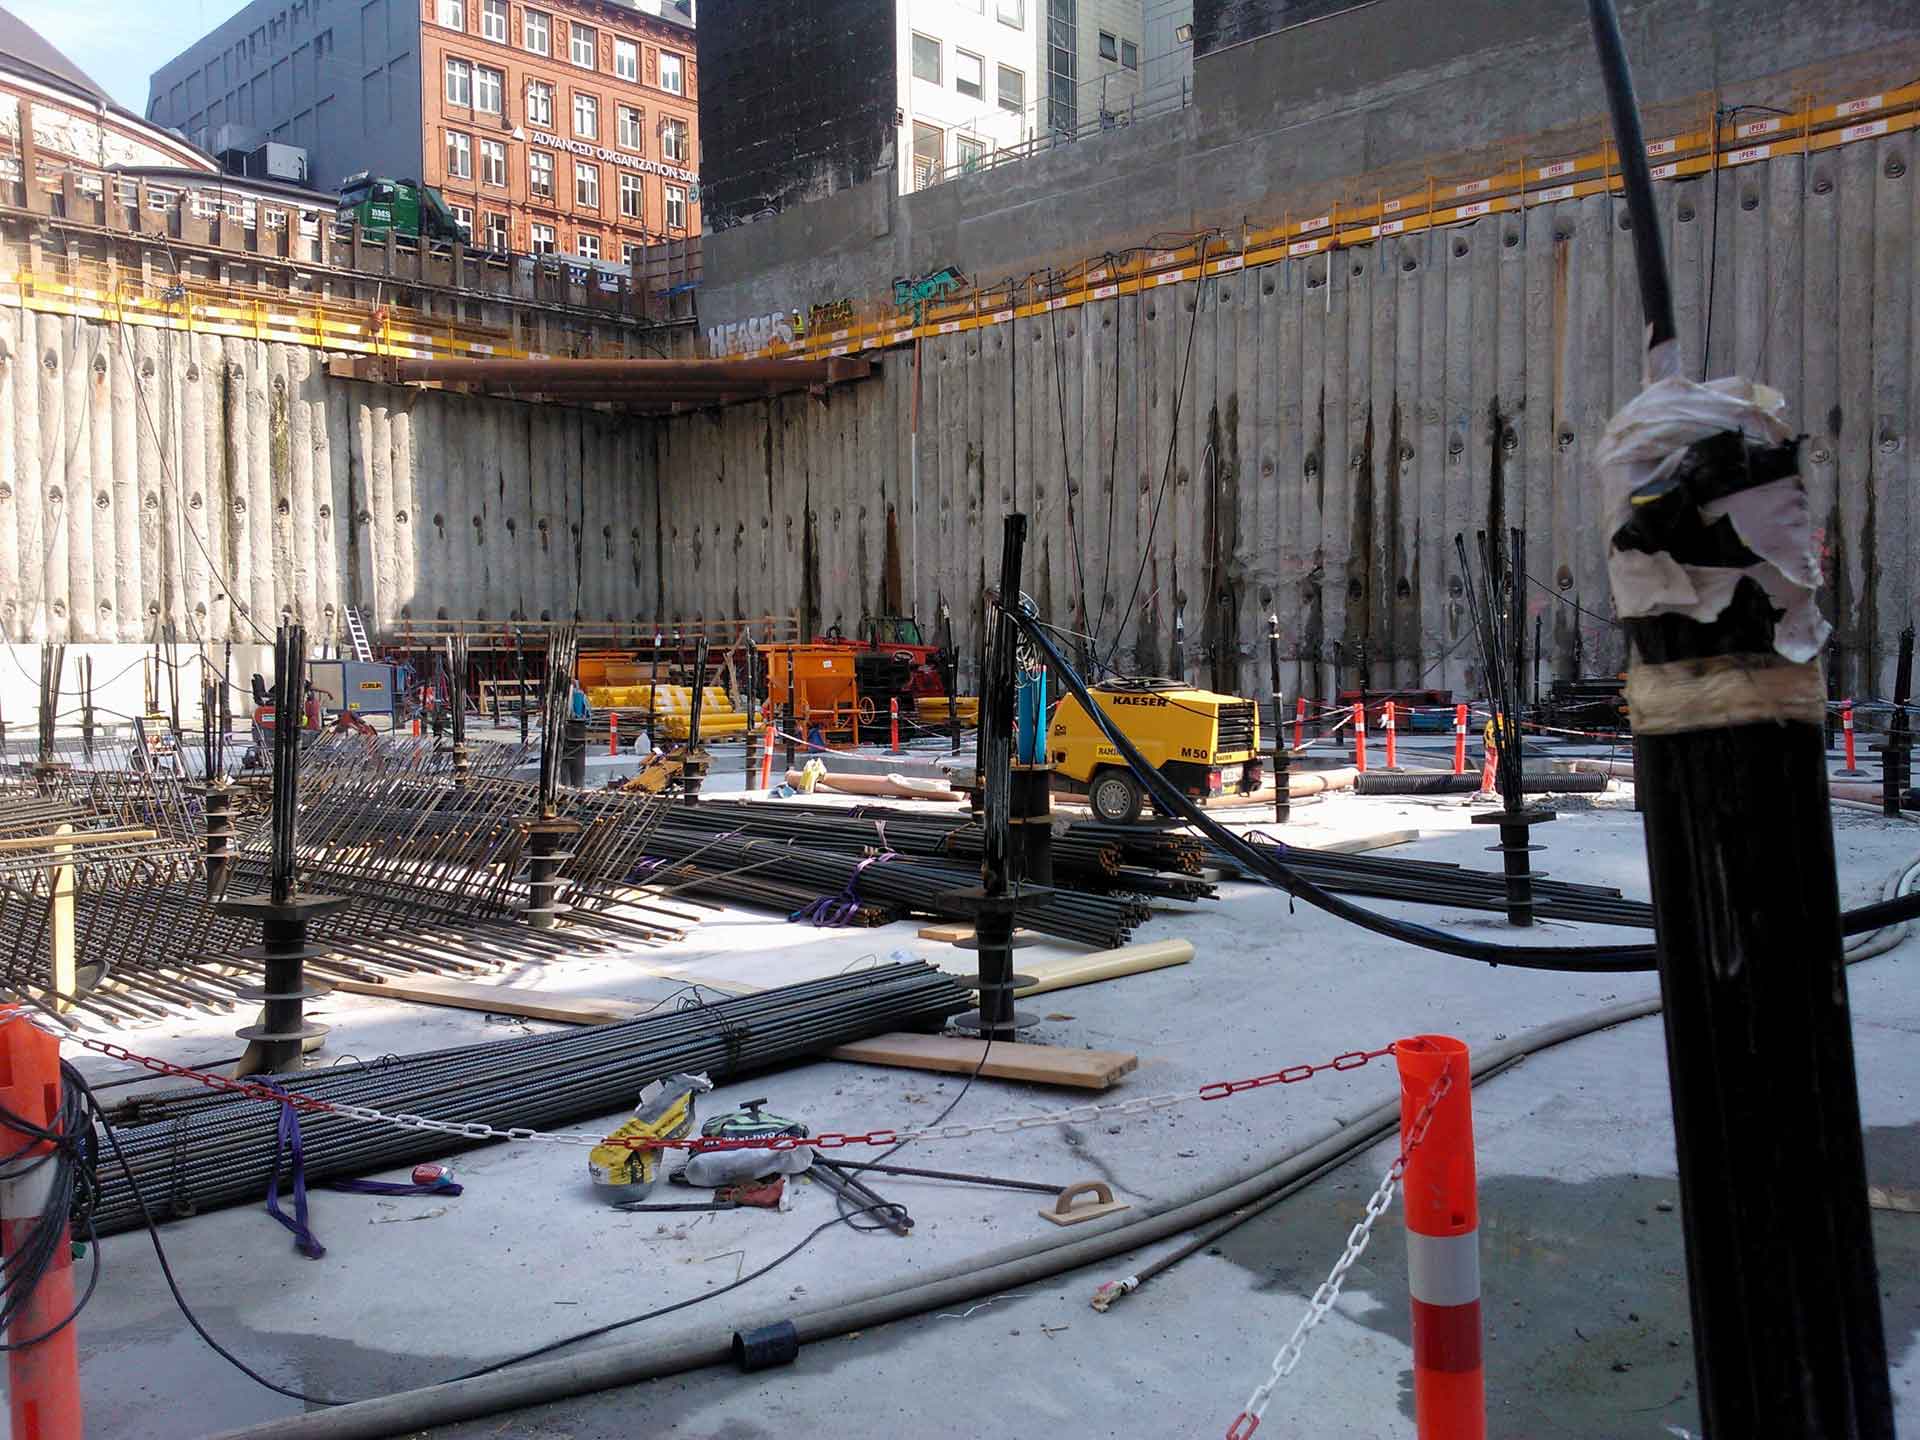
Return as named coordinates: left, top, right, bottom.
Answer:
left=1195, top=1046, right=1394, bottom=1102
left=39, top=1019, right=1395, bottom=1155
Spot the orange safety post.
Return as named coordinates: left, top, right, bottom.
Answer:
left=1352, top=702, right=1367, bottom=773
left=1396, top=1034, right=1484, bottom=1440
left=1293, top=696, right=1306, bottom=752
left=410, top=713, right=421, bottom=738
left=890, top=697, right=901, bottom=755
left=608, top=711, right=619, bottom=756
left=758, top=704, right=777, bottom=789
left=1383, top=701, right=1399, bottom=770
left=0, top=1008, right=83, bottom=1440
left=1453, top=704, right=1469, bottom=775
left=1839, top=699, right=1863, bottom=775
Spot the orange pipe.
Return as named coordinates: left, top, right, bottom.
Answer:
left=0, top=1007, right=83, bottom=1440
left=1396, top=1035, right=1484, bottom=1440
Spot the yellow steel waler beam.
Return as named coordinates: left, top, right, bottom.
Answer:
left=733, top=72, right=1920, bottom=366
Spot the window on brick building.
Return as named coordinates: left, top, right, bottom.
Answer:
left=529, top=149, right=554, bottom=197
left=527, top=80, right=553, bottom=126
left=661, top=116, right=688, bottom=162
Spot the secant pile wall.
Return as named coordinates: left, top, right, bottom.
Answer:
left=0, top=313, right=658, bottom=647
left=648, top=140, right=1919, bottom=699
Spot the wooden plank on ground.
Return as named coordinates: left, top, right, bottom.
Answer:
left=931, top=938, right=1195, bottom=997
left=329, top=969, right=760, bottom=1024
left=916, top=924, right=1039, bottom=944
left=1008, top=939, right=1194, bottom=996
left=828, top=1033, right=1138, bottom=1090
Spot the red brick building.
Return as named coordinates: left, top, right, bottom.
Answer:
left=418, top=0, right=698, bottom=267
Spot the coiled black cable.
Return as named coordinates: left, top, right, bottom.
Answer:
left=1012, top=608, right=1920, bottom=971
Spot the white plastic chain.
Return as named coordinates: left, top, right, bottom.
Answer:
left=235, top=1087, right=1201, bottom=1149
left=1224, top=1067, right=1453, bottom=1440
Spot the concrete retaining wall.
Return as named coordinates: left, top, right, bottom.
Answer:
left=699, top=0, right=1920, bottom=333
left=0, top=312, right=660, bottom=649
left=650, top=141, right=1919, bottom=700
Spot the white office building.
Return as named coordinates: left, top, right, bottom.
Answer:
left=899, top=0, right=1038, bottom=191
left=898, top=0, right=1167, bottom=192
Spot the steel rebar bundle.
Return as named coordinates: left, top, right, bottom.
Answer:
left=627, top=799, right=1651, bottom=932
left=0, top=723, right=680, bottom=1027
left=90, top=961, right=970, bottom=1234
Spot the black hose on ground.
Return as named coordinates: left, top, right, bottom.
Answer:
left=208, top=996, right=1664, bottom=1440
left=1011, top=612, right=1920, bottom=967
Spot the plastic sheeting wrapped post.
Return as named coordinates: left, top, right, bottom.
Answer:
left=1597, top=338, right=1894, bottom=1439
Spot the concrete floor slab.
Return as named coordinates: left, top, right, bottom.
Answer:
left=32, top=787, right=1920, bottom=1437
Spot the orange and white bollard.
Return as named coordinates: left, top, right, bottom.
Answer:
left=758, top=705, right=777, bottom=789
left=1293, top=696, right=1306, bottom=752
left=1453, top=704, right=1468, bottom=776
left=608, top=711, right=620, bottom=756
left=0, top=1007, right=83, bottom=1440
left=1396, top=1034, right=1484, bottom=1440
left=1839, top=700, right=1863, bottom=775
left=1353, top=702, right=1367, bottom=773
left=1383, top=701, right=1399, bottom=770
left=890, top=697, right=901, bottom=755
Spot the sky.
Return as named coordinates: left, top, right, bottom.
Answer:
left=7, top=0, right=254, bottom=113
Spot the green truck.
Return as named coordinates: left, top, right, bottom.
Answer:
left=338, top=172, right=467, bottom=243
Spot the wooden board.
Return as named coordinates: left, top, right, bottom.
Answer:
left=329, top=971, right=760, bottom=1026
left=1004, top=939, right=1194, bottom=997
left=916, top=924, right=1040, bottom=944
left=930, top=938, right=1195, bottom=997
left=918, top=923, right=975, bottom=943
left=828, top=1033, right=1138, bottom=1090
